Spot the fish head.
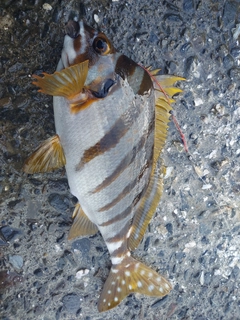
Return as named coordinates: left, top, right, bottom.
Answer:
left=62, top=20, right=118, bottom=95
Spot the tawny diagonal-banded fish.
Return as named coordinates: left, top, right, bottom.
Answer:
left=24, top=20, right=184, bottom=312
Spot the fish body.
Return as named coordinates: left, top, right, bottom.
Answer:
left=24, top=21, right=184, bottom=311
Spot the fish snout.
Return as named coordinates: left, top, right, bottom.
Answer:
left=66, top=20, right=80, bottom=39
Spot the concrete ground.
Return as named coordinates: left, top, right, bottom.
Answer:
left=0, top=0, right=240, bottom=319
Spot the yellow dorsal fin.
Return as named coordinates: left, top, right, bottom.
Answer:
left=128, top=74, right=184, bottom=250
left=32, top=60, right=89, bottom=99
left=98, top=255, right=171, bottom=312
left=68, top=203, right=98, bottom=240
left=23, top=135, right=66, bottom=174
left=153, top=75, right=184, bottom=172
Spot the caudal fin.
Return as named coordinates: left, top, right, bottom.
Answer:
left=98, top=256, right=171, bottom=312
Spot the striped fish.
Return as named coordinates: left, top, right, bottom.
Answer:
left=24, top=20, right=184, bottom=312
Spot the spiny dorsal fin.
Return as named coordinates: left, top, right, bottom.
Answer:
left=32, top=60, right=89, bottom=99
left=128, top=74, right=184, bottom=250
left=68, top=203, right=98, bottom=240
left=98, top=255, right=171, bottom=312
left=153, top=75, right=184, bottom=172
left=23, top=135, right=66, bottom=174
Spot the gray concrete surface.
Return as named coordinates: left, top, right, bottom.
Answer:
left=0, top=0, right=240, bottom=319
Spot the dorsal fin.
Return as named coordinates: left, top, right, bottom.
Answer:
left=152, top=73, right=185, bottom=172
left=32, top=60, right=89, bottom=99
left=68, top=203, right=98, bottom=240
left=23, top=135, right=66, bottom=174
left=128, top=74, right=184, bottom=250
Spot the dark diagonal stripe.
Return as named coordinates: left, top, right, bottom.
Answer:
left=76, top=117, right=128, bottom=171
left=99, top=206, right=132, bottom=227
left=91, top=112, right=155, bottom=194
left=98, top=156, right=152, bottom=213
left=105, top=220, right=130, bottom=243
left=98, top=178, right=138, bottom=212
left=91, top=136, right=146, bottom=194
left=76, top=104, right=143, bottom=171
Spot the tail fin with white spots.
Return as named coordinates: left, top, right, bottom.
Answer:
left=97, top=256, right=171, bottom=312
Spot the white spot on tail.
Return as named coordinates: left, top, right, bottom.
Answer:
left=103, top=299, right=106, bottom=303
left=157, top=277, right=161, bottom=282
left=122, top=280, right=125, bottom=285
left=117, top=287, right=121, bottom=292
left=111, top=281, right=115, bottom=285
left=148, top=272, right=153, bottom=277
left=125, top=271, right=130, bottom=276
left=137, top=281, right=142, bottom=288
left=114, top=297, right=118, bottom=302
left=108, top=302, right=111, bottom=306
left=140, top=270, right=145, bottom=275
left=148, top=285, right=154, bottom=292
left=159, top=287, right=164, bottom=293
left=129, top=284, right=132, bottom=289
left=112, top=268, right=118, bottom=273
left=108, top=290, right=111, bottom=294
left=164, top=283, right=170, bottom=290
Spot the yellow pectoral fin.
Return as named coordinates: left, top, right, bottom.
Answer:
left=68, top=203, right=98, bottom=240
left=32, top=60, right=89, bottom=99
left=23, top=135, right=66, bottom=174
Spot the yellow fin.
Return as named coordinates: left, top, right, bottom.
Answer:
left=98, top=256, right=171, bottom=312
left=23, top=135, right=66, bottom=173
left=151, top=72, right=185, bottom=87
left=149, top=68, right=161, bottom=75
left=128, top=75, right=184, bottom=250
left=68, top=203, right=98, bottom=240
left=128, top=170, right=163, bottom=251
left=153, top=75, right=184, bottom=171
left=32, top=60, right=89, bottom=99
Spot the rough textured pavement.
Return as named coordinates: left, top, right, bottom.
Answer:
left=1, top=0, right=240, bottom=319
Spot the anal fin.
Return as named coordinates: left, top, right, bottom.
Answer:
left=23, top=135, right=66, bottom=174
left=128, top=169, right=163, bottom=251
left=68, top=203, right=98, bottom=240
left=98, top=255, right=171, bottom=312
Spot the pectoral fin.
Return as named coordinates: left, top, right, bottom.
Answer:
left=68, top=203, right=98, bottom=240
left=23, top=135, right=66, bottom=174
left=32, top=60, right=89, bottom=99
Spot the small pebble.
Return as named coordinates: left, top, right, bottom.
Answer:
left=76, top=269, right=89, bottom=279
left=43, top=3, right=52, bottom=11
left=9, top=255, right=23, bottom=270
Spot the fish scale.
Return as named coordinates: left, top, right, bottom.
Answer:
left=24, top=20, right=184, bottom=312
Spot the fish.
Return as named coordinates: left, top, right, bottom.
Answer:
left=23, top=20, right=184, bottom=312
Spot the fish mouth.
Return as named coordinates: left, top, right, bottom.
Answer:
left=66, top=20, right=80, bottom=39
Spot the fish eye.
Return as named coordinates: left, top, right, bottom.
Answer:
left=93, top=37, right=110, bottom=55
